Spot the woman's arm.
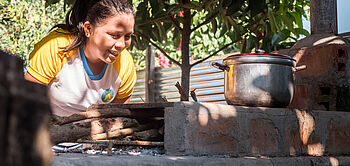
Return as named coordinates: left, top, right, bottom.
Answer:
left=112, top=96, right=131, bottom=104
left=24, top=72, right=46, bottom=85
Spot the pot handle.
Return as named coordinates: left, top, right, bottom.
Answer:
left=294, top=65, right=307, bottom=72
left=212, top=62, right=229, bottom=71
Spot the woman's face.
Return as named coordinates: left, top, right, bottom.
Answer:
left=84, top=13, right=134, bottom=64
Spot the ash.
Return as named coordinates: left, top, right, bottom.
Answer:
left=83, top=145, right=164, bottom=156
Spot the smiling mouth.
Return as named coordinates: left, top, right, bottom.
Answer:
left=108, top=50, right=119, bottom=56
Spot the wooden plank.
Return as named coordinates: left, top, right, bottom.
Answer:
left=145, top=45, right=156, bottom=103
left=52, top=107, right=165, bottom=125
left=91, top=122, right=159, bottom=140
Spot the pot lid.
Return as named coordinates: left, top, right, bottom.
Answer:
left=225, top=53, right=294, bottom=61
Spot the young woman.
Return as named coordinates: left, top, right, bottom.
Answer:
left=24, top=0, right=136, bottom=116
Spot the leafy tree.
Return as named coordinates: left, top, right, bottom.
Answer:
left=1, top=0, right=310, bottom=101
left=132, top=0, right=310, bottom=100
left=0, top=0, right=68, bottom=63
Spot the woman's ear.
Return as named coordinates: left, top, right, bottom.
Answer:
left=83, top=21, right=92, bottom=37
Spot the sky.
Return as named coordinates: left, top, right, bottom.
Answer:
left=302, top=0, right=350, bottom=34
left=337, top=0, right=350, bottom=34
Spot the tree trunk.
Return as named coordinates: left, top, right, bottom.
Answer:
left=145, top=45, right=156, bottom=103
left=180, top=4, right=192, bottom=101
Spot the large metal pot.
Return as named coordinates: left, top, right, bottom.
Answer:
left=212, top=53, right=305, bottom=107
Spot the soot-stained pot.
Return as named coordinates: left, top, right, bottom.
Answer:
left=212, top=53, right=306, bottom=107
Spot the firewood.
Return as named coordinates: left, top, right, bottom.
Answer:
left=50, top=107, right=163, bottom=125
left=50, top=117, right=140, bottom=144
left=50, top=123, right=90, bottom=144
left=90, top=117, right=139, bottom=135
left=158, top=125, right=164, bottom=135
left=91, top=122, right=159, bottom=140
left=133, top=129, right=162, bottom=141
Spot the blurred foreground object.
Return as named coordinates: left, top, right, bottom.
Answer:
left=0, top=50, right=52, bottom=166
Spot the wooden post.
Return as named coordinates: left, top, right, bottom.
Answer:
left=145, top=45, right=155, bottom=103
left=0, top=83, right=8, bottom=166
left=310, top=0, right=338, bottom=35
left=0, top=50, right=52, bottom=166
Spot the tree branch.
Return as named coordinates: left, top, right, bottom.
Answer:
left=169, top=16, right=183, bottom=32
left=191, top=37, right=242, bottom=67
left=136, top=15, right=172, bottom=27
left=191, top=11, right=219, bottom=32
left=191, top=11, right=197, bottom=18
left=175, top=81, right=188, bottom=101
left=201, top=0, right=217, bottom=10
left=135, top=31, right=181, bottom=67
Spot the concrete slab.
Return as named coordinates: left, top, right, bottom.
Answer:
left=164, top=102, right=350, bottom=156
left=52, top=153, right=350, bottom=166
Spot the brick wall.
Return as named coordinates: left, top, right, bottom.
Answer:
left=165, top=102, right=350, bottom=156
left=275, top=34, right=350, bottom=111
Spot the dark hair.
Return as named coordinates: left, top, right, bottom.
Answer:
left=52, top=0, right=135, bottom=52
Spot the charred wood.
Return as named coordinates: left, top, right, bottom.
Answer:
left=50, top=117, right=140, bottom=144
left=50, top=107, right=163, bottom=125
left=91, top=122, right=159, bottom=140
left=133, top=129, right=163, bottom=141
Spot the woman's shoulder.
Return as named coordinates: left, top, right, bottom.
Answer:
left=31, top=29, right=76, bottom=58
left=115, top=49, right=133, bottom=63
left=37, top=29, right=73, bottom=47
left=112, top=49, right=134, bottom=70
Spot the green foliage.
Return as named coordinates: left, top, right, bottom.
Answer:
left=0, top=0, right=67, bottom=63
left=132, top=0, right=239, bottom=66
left=0, top=0, right=148, bottom=70
left=132, top=0, right=310, bottom=62
left=210, top=0, right=310, bottom=53
left=0, top=0, right=310, bottom=71
left=131, top=0, right=310, bottom=95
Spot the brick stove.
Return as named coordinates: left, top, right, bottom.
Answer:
left=164, top=102, right=350, bottom=157
left=276, top=34, right=350, bottom=111
left=50, top=101, right=350, bottom=158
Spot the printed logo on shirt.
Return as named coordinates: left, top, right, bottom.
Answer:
left=101, top=89, right=114, bottom=103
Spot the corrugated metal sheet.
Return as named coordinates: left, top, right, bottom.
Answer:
left=130, top=58, right=228, bottom=105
